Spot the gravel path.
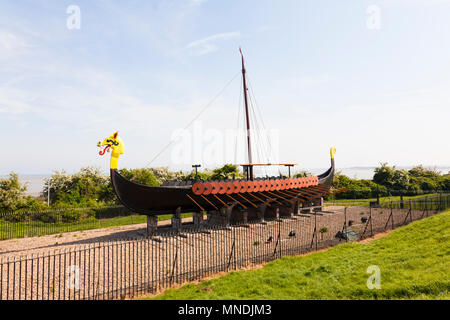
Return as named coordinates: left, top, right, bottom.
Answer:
left=0, top=217, right=193, bottom=258
left=0, top=205, right=434, bottom=259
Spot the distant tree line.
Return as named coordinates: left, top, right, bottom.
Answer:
left=43, top=165, right=243, bottom=209
left=0, top=165, right=242, bottom=213
left=0, top=173, right=47, bottom=213
left=332, top=164, right=450, bottom=199
left=1, top=163, right=449, bottom=212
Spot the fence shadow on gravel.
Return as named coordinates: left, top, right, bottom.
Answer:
left=0, top=193, right=449, bottom=300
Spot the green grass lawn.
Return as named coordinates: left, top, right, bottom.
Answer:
left=0, top=213, right=193, bottom=240
left=144, top=209, right=450, bottom=300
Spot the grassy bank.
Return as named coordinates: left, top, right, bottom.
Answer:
left=144, top=209, right=450, bottom=300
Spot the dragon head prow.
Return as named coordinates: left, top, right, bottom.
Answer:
left=97, top=131, right=124, bottom=155
left=97, top=131, right=124, bottom=169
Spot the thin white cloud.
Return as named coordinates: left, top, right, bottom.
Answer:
left=0, top=88, right=31, bottom=115
left=268, top=75, right=333, bottom=96
left=257, top=25, right=271, bottom=32
left=186, top=31, right=241, bottom=55
left=188, top=0, right=208, bottom=6
left=292, top=75, right=332, bottom=87
left=379, top=0, right=450, bottom=5
left=0, top=30, right=30, bottom=59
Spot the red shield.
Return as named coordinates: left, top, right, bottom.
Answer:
left=192, top=182, right=204, bottom=195
left=203, top=182, right=212, bottom=195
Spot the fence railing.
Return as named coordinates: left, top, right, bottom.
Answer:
left=326, top=188, right=446, bottom=201
left=0, top=206, right=149, bottom=240
left=325, top=192, right=448, bottom=208
left=2, top=193, right=447, bottom=241
left=0, top=193, right=448, bottom=300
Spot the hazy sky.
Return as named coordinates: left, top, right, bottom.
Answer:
left=1, top=0, right=449, bottom=176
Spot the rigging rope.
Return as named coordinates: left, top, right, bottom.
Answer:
left=133, top=67, right=277, bottom=182
left=247, top=80, right=266, bottom=170
left=246, top=73, right=279, bottom=177
left=250, top=97, right=269, bottom=177
left=234, top=78, right=243, bottom=164
left=247, top=74, right=275, bottom=161
left=139, top=71, right=241, bottom=173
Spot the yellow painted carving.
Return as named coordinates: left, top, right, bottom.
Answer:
left=97, top=131, right=124, bottom=169
left=330, top=147, right=337, bottom=159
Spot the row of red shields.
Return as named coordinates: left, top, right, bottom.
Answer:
left=192, top=176, right=319, bottom=195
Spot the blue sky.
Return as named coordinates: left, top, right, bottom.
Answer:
left=1, top=0, right=449, bottom=175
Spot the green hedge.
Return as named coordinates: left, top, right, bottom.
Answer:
left=0, top=205, right=134, bottom=224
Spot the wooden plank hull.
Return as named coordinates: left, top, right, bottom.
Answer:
left=111, top=158, right=335, bottom=215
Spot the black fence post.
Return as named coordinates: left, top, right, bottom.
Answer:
left=279, top=218, right=282, bottom=259
left=314, top=212, right=318, bottom=251
left=391, top=201, right=394, bottom=228
left=376, top=186, right=380, bottom=206
left=344, top=207, right=348, bottom=243
left=409, top=199, right=413, bottom=222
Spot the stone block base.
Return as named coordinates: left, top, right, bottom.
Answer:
left=279, top=204, right=294, bottom=218
left=193, top=212, right=203, bottom=225
left=312, top=197, right=324, bottom=212
left=206, top=210, right=229, bottom=226
left=172, top=207, right=182, bottom=232
left=171, top=216, right=182, bottom=232
left=264, top=206, right=279, bottom=220
left=147, top=216, right=158, bottom=236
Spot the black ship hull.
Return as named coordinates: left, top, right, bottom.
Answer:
left=111, top=158, right=334, bottom=216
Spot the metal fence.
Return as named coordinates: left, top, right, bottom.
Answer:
left=326, top=190, right=448, bottom=207
left=328, top=188, right=447, bottom=201
left=0, top=206, right=145, bottom=240
left=1, top=191, right=447, bottom=241
left=0, top=193, right=449, bottom=300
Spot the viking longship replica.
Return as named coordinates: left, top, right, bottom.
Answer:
left=97, top=49, right=336, bottom=224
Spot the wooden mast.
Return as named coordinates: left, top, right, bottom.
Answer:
left=239, top=48, right=254, bottom=180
